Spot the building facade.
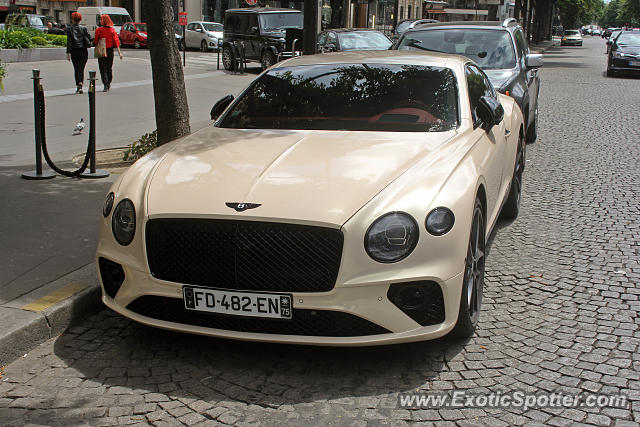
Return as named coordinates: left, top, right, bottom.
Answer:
left=13, top=0, right=511, bottom=31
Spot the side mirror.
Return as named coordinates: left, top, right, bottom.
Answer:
left=251, top=26, right=259, bottom=34
left=210, top=95, right=234, bottom=120
left=525, top=53, right=543, bottom=68
left=477, top=96, right=504, bottom=132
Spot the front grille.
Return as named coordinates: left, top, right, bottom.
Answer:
left=126, top=296, right=390, bottom=337
left=146, top=219, right=344, bottom=293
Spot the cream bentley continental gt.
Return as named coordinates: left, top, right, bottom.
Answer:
left=97, top=51, right=525, bottom=346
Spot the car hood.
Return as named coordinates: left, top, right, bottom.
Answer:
left=207, top=31, right=223, bottom=38
left=616, top=45, right=640, bottom=55
left=146, top=127, right=457, bottom=227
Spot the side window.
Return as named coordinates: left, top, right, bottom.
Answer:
left=466, top=64, right=494, bottom=124
left=186, top=23, right=195, bottom=31
left=225, top=15, right=238, bottom=33
left=237, top=14, right=249, bottom=34
left=248, top=14, right=258, bottom=33
left=513, top=29, right=528, bottom=66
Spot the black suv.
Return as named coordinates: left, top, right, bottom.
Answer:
left=393, top=19, right=543, bottom=142
left=222, top=8, right=303, bottom=71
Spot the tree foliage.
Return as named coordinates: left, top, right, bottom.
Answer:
left=559, top=0, right=604, bottom=28
left=617, top=0, right=640, bottom=26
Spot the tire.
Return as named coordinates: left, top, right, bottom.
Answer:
left=261, top=49, right=276, bottom=70
left=449, top=198, right=485, bottom=338
left=201, top=39, right=208, bottom=52
left=526, top=102, right=538, bottom=143
left=501, top=132, right=524, bottom=220
left=134, top=39, right=141, bottom=49
left=222, top=45, right=235, bottom=71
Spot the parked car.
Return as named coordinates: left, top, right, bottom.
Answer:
left=4, top=13, right=47, bottom=31
left=119, top=22, right=147, bottom=48
left=222, top=8, right=303, bottom=70
left=607, top=31, right=640, bottom=77
left=184, top=21, right=222, bottom=51
left=393, top=18, right=439, bottom=39
left=96, top=50, right=525, bottom=345
left=393, top=19, right=543, bottom=142
left=561, top=29, right=582, bottom=46
left=317, top=29, right=392, bottom=53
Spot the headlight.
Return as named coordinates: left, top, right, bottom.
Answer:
left=111, top=199, right=136, bottom=246
left=613, top=51, right=627, bottom=57
left=425, top=207, right=455, bottom=236
left=365, top=212, right=418, bottom=263
left=207, top=33, right=216, bottom=39
left=103, top=192, right=114, bottom=217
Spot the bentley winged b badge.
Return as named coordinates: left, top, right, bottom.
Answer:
left=226, top=202, right=261, bottom=212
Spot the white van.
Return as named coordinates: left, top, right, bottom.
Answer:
left=76, top=6, right=133, bottom=37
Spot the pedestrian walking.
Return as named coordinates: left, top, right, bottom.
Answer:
left=94, top=14, right=123, bottom=92
left=65, top=12, right=92, bottom=94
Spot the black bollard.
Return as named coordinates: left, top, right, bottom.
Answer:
left=22, top=69, right=55, bottom=180
left=80, top=70, right=109, bottom=179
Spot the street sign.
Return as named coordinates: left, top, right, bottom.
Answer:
left=178, top=12, right=188, bottom=26
left=245, top=0, right=257, bottom=5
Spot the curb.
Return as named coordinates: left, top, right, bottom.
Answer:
left=0, top=263, right=103, bottom=366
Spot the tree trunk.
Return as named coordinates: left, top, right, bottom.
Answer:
left=143, top=0, right=190, bottom=146
left=488, top=4, right=498, bottom=21
left=303, top=0, right=318, bottom=55
left=514, top=0, right=521, bottom=20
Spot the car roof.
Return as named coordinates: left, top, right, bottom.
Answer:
left=410, top=20, right=516, bottom=32
left=322, top=28, right=386, bottom=33
left=225, top=8, right=301, bottom=13
left=191, top=21, right=222, bottom=24
left=279, top=50, right=467, bottom=68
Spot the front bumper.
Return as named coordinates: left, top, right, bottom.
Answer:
left=97, top=259, right=465, bottom=346
left=609, top=57, right=640, bottom=73
left=561, top=39, right=582, bottom=45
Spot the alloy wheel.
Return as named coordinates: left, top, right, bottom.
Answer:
left=464, top=205, right=485, bottom=325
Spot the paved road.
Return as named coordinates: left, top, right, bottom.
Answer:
left=1, top=38, right=639, bottom=426
left=0, top=49, right=258, bottom=166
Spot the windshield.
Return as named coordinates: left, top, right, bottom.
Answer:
left=397, top=29, right=517, bottom=70
left=564, top=30, right=579, bottom=35
left=28, top=16, right=44, bottom=27
left=108, top=14, right=132, bottom=26
left=338, top=32, right=392, bottom=50
left=203, top=23, right=223, bottom=32
left=395, top=21, right=413, bottom=34
left=135, top=23, right=147, bottom=32
left=617, top=33, right=640, bottom=46
left=219, top=64, right=458, bottom=132
left=259, top=13, right=303, bottom=30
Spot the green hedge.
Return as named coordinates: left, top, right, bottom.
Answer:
left=0, top=30, right=34, bottom=49
left=0, top=28, right=66, bottom=49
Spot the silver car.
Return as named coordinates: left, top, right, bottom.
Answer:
left=184, top=21, right=223, bottom=51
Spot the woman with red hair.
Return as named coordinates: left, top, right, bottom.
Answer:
left=65, top=12, right=91, bottom=93
left=94, top=14, right=123, bottom=92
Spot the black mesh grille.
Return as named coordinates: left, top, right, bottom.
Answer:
left=145, top=219, right=344, bottom=293
left=126, top=296, right=390, bottom=337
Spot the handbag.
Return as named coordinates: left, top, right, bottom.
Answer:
left=95, top=37, right=107, bottom=58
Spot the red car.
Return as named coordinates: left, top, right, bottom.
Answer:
left=119, top=22, right=147, bottom=48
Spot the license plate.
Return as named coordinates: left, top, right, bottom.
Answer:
left=630, top=61, right=640, bottom=66
left=183, top=286, right=292, bottom=319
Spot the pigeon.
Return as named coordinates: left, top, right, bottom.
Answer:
left=72, top=118, right=85, bottom=136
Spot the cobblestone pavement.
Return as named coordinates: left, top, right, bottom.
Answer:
left=1, top=38, right=639, bottom=426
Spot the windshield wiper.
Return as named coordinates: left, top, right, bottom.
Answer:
left=405, top=39, right=442, bottom=53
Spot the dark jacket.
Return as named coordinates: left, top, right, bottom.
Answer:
left=65, top=24, right=91, bottom=53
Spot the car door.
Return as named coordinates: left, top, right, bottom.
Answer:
left=317, top=31, right=327, bottom=53
left=185, top=23, right=198, bottom=48
left=244, top=13, right=259, bottom=60
left=466, top=64, right=506, bottom=221
left=120, top=23, right=131, bottom=45
left=326, top=31, right=338, bottom=52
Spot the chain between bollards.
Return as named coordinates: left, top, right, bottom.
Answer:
left=21, top=69, right=55, bottom=180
